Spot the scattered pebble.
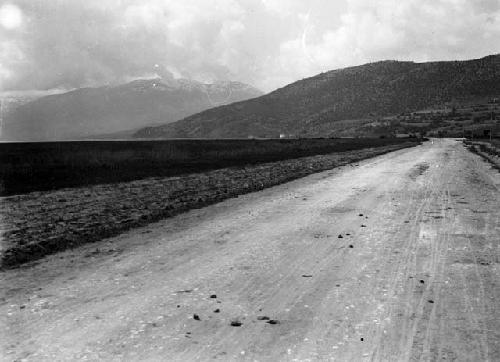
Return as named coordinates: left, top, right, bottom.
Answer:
left=210, top=294, right=217, bottom=299
left=302, top=274, right=313, bottom=278
left=360, top=338, right=364, bottom=341
left=361, top=224, right=367, bottom=227
left=349, top=245, right=354, bottom=248
left=428, top=300, right=434, bottom=304
left=419, top=280, right=425, bottom=284
left=338, top=234, right=343, bottom=239
left=257, top=316, right=270, bottom=320
left=267, top=320, right=280, bottom=325
left=214, top=309, right=220, bottom=313
left=193, top=314, right=201, bottom=321
left=359, top=214, right=364, bottom=216
left=230, top=320, right=242, bottom=327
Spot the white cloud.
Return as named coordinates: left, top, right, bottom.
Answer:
left=0, top=3, right=23, bottom=30
left=1, top=0, right=499, bottom=93
left=123, top=4, right=162, bottom=29
left=266, top=0, right=500, bottom=85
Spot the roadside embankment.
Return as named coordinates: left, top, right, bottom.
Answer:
left=464, top=140, right=500, bottom=170
left=0, top=142, right=419, bottom=268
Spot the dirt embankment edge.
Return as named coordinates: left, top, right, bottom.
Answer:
left=464, top=140, right=500, bottom=170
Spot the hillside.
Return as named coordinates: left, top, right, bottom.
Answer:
left=1, top=79, right=262, bottom=141
left=134, top=55, right=500, bottom=139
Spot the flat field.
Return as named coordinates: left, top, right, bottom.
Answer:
left=0, top=138, right=419, bottom=196
left=0, top=141, right=418, bottom=267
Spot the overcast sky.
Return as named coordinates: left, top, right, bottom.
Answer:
left=1, top=0, right=499, bottom=93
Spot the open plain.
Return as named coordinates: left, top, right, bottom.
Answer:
left=1, top=139, right=499, bottom=361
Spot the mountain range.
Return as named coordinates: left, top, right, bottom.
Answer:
left=134, top=55, right=500, bottom=139
left=1, top=79, right=262, bottom=141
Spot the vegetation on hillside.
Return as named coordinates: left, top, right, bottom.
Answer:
left=134, top=55, right=500, bottom=139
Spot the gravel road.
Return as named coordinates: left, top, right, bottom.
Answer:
left=1, top=139, right=499, bottom=361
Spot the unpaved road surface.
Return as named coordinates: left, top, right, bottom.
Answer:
left=2, top=139, right=499, bottom=361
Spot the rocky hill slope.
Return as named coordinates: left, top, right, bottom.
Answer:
left=134, top=55, right=500, bottom=139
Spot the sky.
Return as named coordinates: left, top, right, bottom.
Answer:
left=0, top=0, right=499, bottom=94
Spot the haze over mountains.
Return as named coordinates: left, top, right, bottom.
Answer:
left=135, top=55, right=500, bottom=139
left=1, top=79, right=262, bottom=141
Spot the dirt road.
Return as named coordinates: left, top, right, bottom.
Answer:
left=2, top=139, right=499, bottom=361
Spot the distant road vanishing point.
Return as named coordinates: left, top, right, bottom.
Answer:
left=2, top=139, right=499, bottom=361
